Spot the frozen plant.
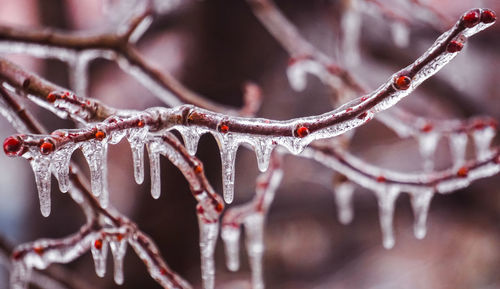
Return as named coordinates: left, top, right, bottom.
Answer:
left=0, top=1, right=498, bottom=289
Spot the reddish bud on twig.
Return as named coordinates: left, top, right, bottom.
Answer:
left=457, top=166, right=469, bottom=178
left=480, top=9, right=496, bottom=24
left=3, top=136, right=24, bottom=156
left=95, top=130, right=106, bottom=141
left=447, top=41, right=463, bottom=53
left=295, top=125, right=309, bottom=138
left=394, top=75, right=411, bottom=90
left=94, top=239, right=103, bottom=250
left=40, top=141, right=54, bottom=155
left=462, top=10, right=481, bottom=28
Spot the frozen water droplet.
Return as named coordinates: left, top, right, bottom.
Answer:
left=221, top=226, right=241, bottom=272
left=333, top=181, right=355, bottom=225
left=278, top=137, right=306, bottom=155
left=198, top=220, right=219, bottom=289
left=244, top=214, right=265, bottom=289
left=30, top=153, right=52, bottom=217
left=108, top=129, right=126, bottom=145
left=51, top=143, right=79, bottom=193
left=110, top=237, right=128, bottom=285
left=410, top=190, right=433, bottom=239
left=418, top=132, right=439, bottom=171
left=127, top=128, right=148, bottom=184
left=177, top=126, right=202, bottom=156
left=449, top=133, right=467, bottom=169
left=253, top=138, right=274, bottom=172
left=147, top=141, right=162, bottom=199
left=473, top=127, right=495, bottom=161
left=81, top=140, right=108, bottom=198
left=375, top=186, right=400, bottom=249
left=214, top=133, right=240, bottom=204
left=91, top=238, right=109, bottom=278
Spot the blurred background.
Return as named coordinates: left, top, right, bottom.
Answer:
left=0, top=0, right=499, bottom=288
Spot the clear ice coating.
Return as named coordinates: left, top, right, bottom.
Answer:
left=417, top=132, right=439, bottom=171
left=147, top=141, right=162, bottom=199
left=10, top=261, right=31, bottom=289
left=410, top=190, right=434, bottom=239
left=51, top=143, right=79, bottom=193
left=221, top=226, right=241, bottom=271
left=333, top=181, right=355, bottom=225
left=90, top=238, right=109, bottom=278
left=81, top=140, right=108, bottom=199
left=214, top=132, right=240, bottom=204
left=253, top=138, right=274, bottom=173
left=244, top=214, right=265, bottom=289
left=127, top=127, right=148, bottom=184
left=30, top=151, right=52, bottom=217
left=177, top=126, right=202, bottom=156
left=473, top=126, right=495, bottom=161
left=375, top=186, right=400, bottom=249
left=110, top=237, right=128, bottom=285
left=198, top=220, right=219, bottom=289
left=449, top=133, right=468, bottom=169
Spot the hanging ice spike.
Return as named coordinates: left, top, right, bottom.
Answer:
left=30, top=153, right=52, bottom=217
left=253, top=138, right=274, bottom=173
left=177, top=126, right=202, bottom=156
left=147, top=141, right=162, bottom=199
left=418, top=132, right=439, bottom=172
left=215, top=132, right=240, bottom=204
left=127, top=127, right=148, bottom=184
left=375, top=186, right=400, bottom=249
left=221, top=226, right=241, bottom=272
left=81, top=140, right=108, bottom=198
left=91, top=238, right=109, bottom=278
left=51, top=143, right=79, bottom=193
left=410, top=190, right=434, bottom=240
left=333, top=181, right=355, bottom=225
left=110, top=236, right=128, bottom=285
left=244, top=214, right=265, bottom=289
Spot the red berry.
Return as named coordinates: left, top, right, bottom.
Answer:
left=215, top=202, right=224, bottom=213
left=394, top=75, right=411, bottom=90
left=116, top=234, right=124, bottom=241
left=3, top=136, right=24, bottom=156
left=137, top=120, right=145, bottom=127
left=33, top=247, right=44, bottom=255
left=420, top=123, right=434, bottom=133
left=94, top=239, right=103, bottom=250
left=46, top=92, right=57, bottom=103
left=12, top=250, right=24, bottom=260
left=219, top=124, right=229, bottom=133
left=376, top=175, right=386, bottom=183
left=194, top=165, right=202, bottom=174
left=295, top=125, right=309, bottom=138
left=462, top=10, right=480, bottom=28
left=480, top=9, right=496, bottom=24
left=457, top=166, right=469, bottom=178
left=95, top=130, right=106, bottom=141
left=447, top=41, right=463, bottom=53
left=40, top=141, right=54, bottom=155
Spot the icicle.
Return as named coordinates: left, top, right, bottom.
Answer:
left=198, top=220, right=219, bottom=289
left=221, top=226, right=241, bottom=272
left=417, top=132, right=439, bottom=171
left=110, top=237, right=128, bottom=285
left=108, top=129, right=126, bottom=145
left=177, top=126, right=202, bottom=156
left=81, top=140, right=108, bottom=198
left=341, top=0, right=361, bottom=67
left=90, top=238, right=109, bottom=278
left=473, top=126, right=495, bottom=161
left=391, top=22, right=410, bottom=48
left=410, top=190, right=434, bottom=239
left=278, top=137, right=307, bottom=156
left=127, top=127, right=148, bottom=184
left=375, top=186, right=400, bottom=249
left=215, top=132, right=240, bottom=204
left=253, top=138, right=274, bottom=172
left=449, top=133, right=468, bottom=169
left=51, top=143, right=79, bottom=193
left=147, top=141, right=162, bottom=199
left=244, top=214, right=265, bottom=289
left=333, top=181, right=355, bottom=225
left=30, top=153, right=52, bottom=217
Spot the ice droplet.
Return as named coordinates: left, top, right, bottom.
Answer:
left=473, top=126, right=495, bottom=161
left=81, top=140, right=108, bottom=198
left=333, top=181, right=355, bottom=225
left=91, top=238, right=109, bottom=278
left=198, top=220, right=219, bottom=289
left=417, top=132, right=439, bottom=171
left=30, top=152, right=52, bottom=217
left=147, top=141, right=162, bottom=199
left=51, top=143, right=79, bottom=193
left=127, top=127, right=148, bottom=184
left=253, top=138, right=274, bottom=172
left=214, top=132, right=240, bottom=204
left=177, top=126, right=202, bottom=156
left=244, top=214, right=265, bottom=289
left=110, top=237, right=128, bottom=285
left=449, top=133, right=467, bottom=169
left=375, top=186, right=400, bottom=249
left=410, top=190, right=434, bottom=239
left=221, top=226, right=241, bottom=272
